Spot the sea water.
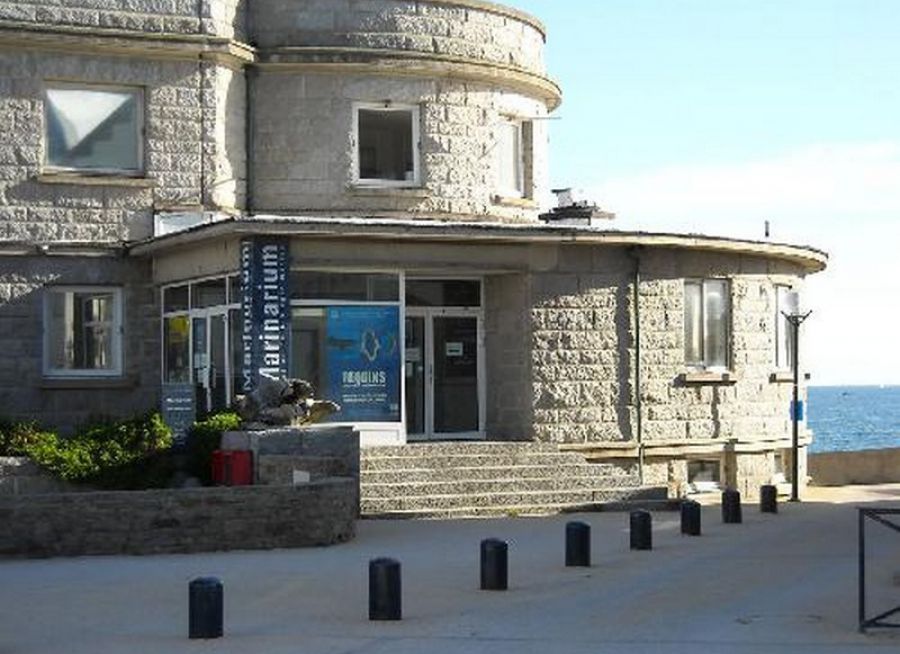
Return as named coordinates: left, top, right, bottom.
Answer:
left=808, top=386, right=900, bottom=453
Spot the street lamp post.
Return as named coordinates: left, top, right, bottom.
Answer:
left=783, top=307, right=811, bottom=502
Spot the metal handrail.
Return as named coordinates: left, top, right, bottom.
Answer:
left=858, top=508, right=900, bottom=632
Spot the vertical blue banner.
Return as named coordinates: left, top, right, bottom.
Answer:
left=325, top=306, right=400, bottom=422
left=240, top=237, right=290, bottom=393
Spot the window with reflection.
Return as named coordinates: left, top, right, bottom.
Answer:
left=44, top=287, right=123, bottom=376
left=44, top=84, right=142, bottom=173
left=684, top=279, right=730, bottom=369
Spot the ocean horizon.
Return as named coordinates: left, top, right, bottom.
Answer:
left=808, top=385, right=900, bottom=453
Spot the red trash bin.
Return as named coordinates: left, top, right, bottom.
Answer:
left=211, top=450, right=253, bottom=486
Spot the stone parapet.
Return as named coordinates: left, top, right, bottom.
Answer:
left=0, top=0, right=246, bottom=40
left=251, top=0, right=547, bottom=77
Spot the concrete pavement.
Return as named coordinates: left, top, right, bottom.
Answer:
left=1, top=485, right=899, bottom=653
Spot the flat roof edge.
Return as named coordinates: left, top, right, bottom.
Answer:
left=129, top=216, right=828, bottom=273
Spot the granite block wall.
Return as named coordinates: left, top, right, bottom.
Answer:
left=0, top=479, right=356, bottom=558
left=0, top=255, right=159, bottom=429
left=252, top=73, right=549, bottom=222
left=0, top=0, right=246, bottom=39
left=251, top=0, right=546, bottom=75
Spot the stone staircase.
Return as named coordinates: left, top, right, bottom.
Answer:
left=360, top=442, right=666, bottom=519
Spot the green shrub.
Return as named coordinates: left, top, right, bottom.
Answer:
left=0, top=419, right=55, bottom=456
left=23, top=412, right=175, bottom=490
left=185, top=412, right=242, bottom=485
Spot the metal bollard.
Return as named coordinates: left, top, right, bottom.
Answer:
left=369, top=558, right=402, bottom=621
left=565, top=521, right=591, bottom=567
left=722, top=488, right=743, bottom=524
left=188, top=577, right=223, bottom=639
left=681, top=499, right=702, bottom=536
left=480, top=538, right=508, bottom=590
left=760, top=485, right=778, bottom=514
left=630, top=510, right=652, bottom=550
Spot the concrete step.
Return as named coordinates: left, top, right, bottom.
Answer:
left=361, top=474, right=642, bottom=499
left=360, top=451, right=596, bottom=471
left=360, top=487, right=667, bottom=514
left=362, top=487, right=669, bottom=519
left=362, top=441, right=558, bottom=457
left=361, top=463, right=637, bottom=485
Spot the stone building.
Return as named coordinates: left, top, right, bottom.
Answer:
left=0, top=0, right=827, bottom=513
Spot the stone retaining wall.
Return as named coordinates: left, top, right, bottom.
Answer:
left=810, top=448, right=900, bottom=487
left=0, top=479, right=356, bottom=558
left=0, top=456, right=80, bottom=496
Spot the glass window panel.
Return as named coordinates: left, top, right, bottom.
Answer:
left=496, top=120, right=523, bottom=196
left=704, top=280, right=729, bottom=368
left=290, top=309, right=326, bottom=394
left=776, top=286, right=798, bottom=370
left=193, top=278, right=227, bottom=308
left=405, top=280, right=481, bottom=308
left=228, top=275, right=241, bottom=305
left=46, top=289, right=119, bottom=373
left=683, top=281, right=703, bottom=365
left=290, top=272, right=399, bottom=302
left=358, top=108, right=414, bottom=182
left=163, top=315, right=190, bottom=383
left=229, top=308, right=243, bottom=395
left=45, top=86, right=141, bottom=172
left=163, top=285, right=189, bottom=313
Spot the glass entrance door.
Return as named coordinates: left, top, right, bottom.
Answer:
left=192, top=310, right=232, bottom=417
left=405, top=310, right=482, bottom=440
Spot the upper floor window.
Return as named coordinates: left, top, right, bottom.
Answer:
left=495, top=117, right=533, bottom=199
left=354, top=103, right=420, bottom=186
left=44, top=286, right=123, bottom=377
left=775, top=285, right=798, bottom=370
left=44, top=83, right=143, bottom=175
left=684, top=279, right=730, bottom=370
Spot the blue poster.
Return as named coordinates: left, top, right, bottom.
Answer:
left=325, top=306, right=400, bottom=422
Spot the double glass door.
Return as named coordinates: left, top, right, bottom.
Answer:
left=405, top=309, right=482, bottom=440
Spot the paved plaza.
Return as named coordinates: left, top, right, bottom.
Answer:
left=1, top=486, right=899, bottom=654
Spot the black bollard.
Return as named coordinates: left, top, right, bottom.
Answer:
left=722, top=488, right=743, bottom=524
left=760, top=485, right=778, bottom=514
left=480, top=538, right=508, bottom=590
left=369, top=558, right=402, bottom=621
left=565, top=521, right=591, bottom=567
left=188, top=577, right=223, bottom=639
left=630, top=510, right=652, bottom=550
left=680, top=499, right=702, bottom=536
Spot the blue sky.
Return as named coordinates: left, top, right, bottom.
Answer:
left=514, top=0, right=900, bottom=386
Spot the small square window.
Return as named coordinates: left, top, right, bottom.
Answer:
left=44, top=83, right=143, bottom=174
left=44, top=287, right=123, bottom=377
left=684, top=279, right=730, bottom=370
left=354, top=104, right=419, bottom=186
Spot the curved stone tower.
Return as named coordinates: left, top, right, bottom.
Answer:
left=248, top=0, right=560, bottom=222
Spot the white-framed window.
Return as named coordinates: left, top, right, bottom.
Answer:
left=43, top=286, right=124, bottom=377
left=44, top=82, right=143, bottom=175
left=353, top=103, right=420, bottom=186
left=494, top=117, right=531, bottom=198
left=775, top=285, right=798, bottom=371
left=684, top=279, right=730, bottom=370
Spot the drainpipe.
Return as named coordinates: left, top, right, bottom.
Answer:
left=629, top=247, right=644, bottom=485
left=244, top=66, right=256, bottom=216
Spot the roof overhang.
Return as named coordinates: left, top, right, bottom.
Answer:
left=128, top=215, right=829, bottom=274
